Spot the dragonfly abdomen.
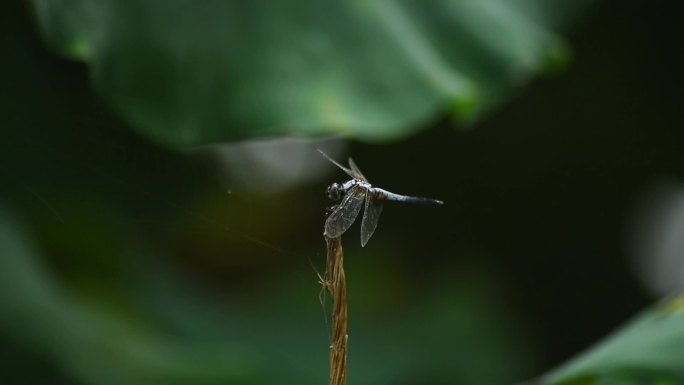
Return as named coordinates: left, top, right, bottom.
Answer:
left=375, top=188, right=443, bottom=205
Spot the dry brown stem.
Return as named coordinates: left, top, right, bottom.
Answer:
left=324, top=236, right=347, bottom=385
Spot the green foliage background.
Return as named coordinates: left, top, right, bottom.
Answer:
left=2, top=1, right=684, bottom=384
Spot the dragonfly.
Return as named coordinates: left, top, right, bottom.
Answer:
left=319, top=150, right=443, bottom=247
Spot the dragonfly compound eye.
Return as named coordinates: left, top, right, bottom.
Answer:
left=327, top=183, right=342, bottom=201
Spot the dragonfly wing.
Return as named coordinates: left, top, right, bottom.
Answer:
left=360, top=189, right=384, bottom=247
left=347, top=157, right=367, bottom=181
left=318, top=149, right=356, bottom=179
left=325, top=185, right=365, bottom=238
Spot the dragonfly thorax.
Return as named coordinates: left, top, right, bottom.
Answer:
left=327, top=180, right=371, bottom=202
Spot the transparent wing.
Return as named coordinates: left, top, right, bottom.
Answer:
left=360, top=189, right=384, bottom=247
left=324, top=185, right=366, bottom=238
left=317, top=149, right=356, bottom=179
left=347, top=157, right=367, bottom=181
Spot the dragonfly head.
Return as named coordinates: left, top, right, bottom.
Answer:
left=326, top=182, right=343, bottom=201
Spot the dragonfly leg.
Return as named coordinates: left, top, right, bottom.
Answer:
left=324, top=204, right=338, bottom=217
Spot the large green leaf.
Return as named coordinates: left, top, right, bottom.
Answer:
left=30, top=0, right=592, bottom=147
left=542, top=296, right=684, bottom=385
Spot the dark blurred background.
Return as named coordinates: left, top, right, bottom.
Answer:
left=1, top=0, right=683, bottom=384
